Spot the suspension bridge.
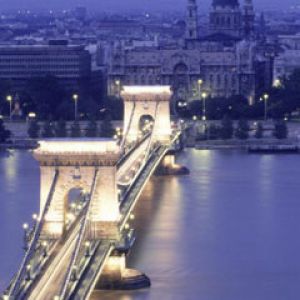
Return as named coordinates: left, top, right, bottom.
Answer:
left=2, top=86, right=186, bottom=300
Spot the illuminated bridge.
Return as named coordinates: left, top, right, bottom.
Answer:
left=3, top=86, right=185, bottom=300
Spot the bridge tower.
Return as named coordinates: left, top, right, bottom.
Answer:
left=33, top=139, right=120, bottom=239
left=121, top=86, right=172, bottom=145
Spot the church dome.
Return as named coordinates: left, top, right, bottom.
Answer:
left=212, top=0, right=239, bottom=7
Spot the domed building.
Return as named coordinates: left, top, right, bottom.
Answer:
left=107, top=0, right=259, bottom=104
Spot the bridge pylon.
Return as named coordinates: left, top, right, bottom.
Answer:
left=33, top=139, right=121, bottom=240
left=121, top=86, right=172, bottom=145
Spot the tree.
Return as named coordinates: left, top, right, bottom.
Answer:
left=85, top=119, right=98, bottom=137
left=100, top=114, right=115, bottom=138
left=22, top=75, right=67, bottom=120
left=28, top=120, right=40, bottom=139
left=273, top=120, right=288, bottom=139
left=207, top=124, right=220, bottom=140
left=219, top=115, right=233, bottom=140
left=0, top=119, right=11, bottom=143
left=235, top=119, right=249, bottom=140
left=255, top=122, right=264, bottom=139
left=41, top=121, right=55, bottom=138
left=70, top=121, right=81, bottom=138
left=55, top=120, right=67, bottom=137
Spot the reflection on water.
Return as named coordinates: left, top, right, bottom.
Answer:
left=1, top=149, right=300, bottom=299
left=0, top=150, right=39, bottom=291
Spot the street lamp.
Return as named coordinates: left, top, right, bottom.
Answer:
left=6, top=95, right=13, bottom=121
left=201, top=92, right=208, bottom=121
left=197, top=79, right=203, bottom=99
left=72, top=94, right=79, bottom=121
left=115, top=80, right=121, bottom=98
left=263, top=93, right=269, bottom=121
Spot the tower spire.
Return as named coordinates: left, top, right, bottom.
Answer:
left=185, top=0, right=199, bottom=41
left=243, top=0, right=255, bottom=39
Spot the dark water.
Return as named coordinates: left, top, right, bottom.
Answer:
left=1, top=149, right=300, bottom=299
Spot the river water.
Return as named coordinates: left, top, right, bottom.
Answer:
left=1, top=149, right=300, bottom=299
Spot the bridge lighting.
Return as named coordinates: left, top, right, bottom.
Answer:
left=26, top=264, right=32, bottom=281
left=42, top=241, right=48, bottom=247
left=85, top=241, right=91, bottom=256
left=32, top=213, right=38, bottom=221
left=23, top=223, right=29, bottom=230
left=193, top=116, right=197, bottom=121
left=130, top=214, right=135, bottom=220
left=67, top=213, right=75, bottom=222
left=125, top=223, right=130, bottom=230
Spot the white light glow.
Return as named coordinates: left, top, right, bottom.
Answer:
left=121, top=85, right=172, bottom=96
left=36, top=139, right=119, bottom=154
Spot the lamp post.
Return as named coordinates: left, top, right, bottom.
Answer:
left=72, top=94, right=79, bottom=121
left=6, top=95, right=13, bottom=121
left=115, top=80, right=121, bottom=98
left=201, top=92, right=208, bottom=138
left=263, top=93, right=269, bottom=122
left=201, top=92, right=208, bottom=122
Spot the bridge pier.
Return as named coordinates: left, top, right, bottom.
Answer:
left=96, top=252, right=150, bottom=290
left=156, top=150, right=189, bottom=176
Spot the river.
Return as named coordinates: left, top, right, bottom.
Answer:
left=1, top=149, right=300, bottom=299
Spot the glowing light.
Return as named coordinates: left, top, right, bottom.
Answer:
left=28, top=112, right=36, bottom=118
left=198, top=79, right=203, bottom=85
left=6, top=95, right=12, bottom=102
left=66, top=213, right=75, bottom=222
left=42, top=241, right=48, bottom=247
left=125, top=223, right=130, bottom=230
left=201, top=92, right=208, bottom=99
left=85, top=241, right=90, bottom=247
left=121, top=85, right=171, bottom=96
left=23, top=223, right=29, bottom=230
left=263, top=93, right=269, bottom=100
left=72, top=94, right=79, bottom=101
left=36, top=140, right=119, bottom=154
left=274, top=79, right=281, bottom=88
left=32, top=213, right=38, bottom=221
left=202, top=116, right=207, bottom=121
left=130, top=214, right=135, bottom=220
left=193, top=116, right=197, bottom=121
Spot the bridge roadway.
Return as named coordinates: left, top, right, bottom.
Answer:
left=7, top=132, right=179, bottom=300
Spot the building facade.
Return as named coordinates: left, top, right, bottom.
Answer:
left=0, top=40, right=91, bottom=91
left=107, top=0, right=257, bottom=104
left=273, top=34, right=300, bottom=85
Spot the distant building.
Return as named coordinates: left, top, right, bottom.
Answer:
left=273, top=33, right=300, bottom=84
left=0, top=40, right=91, bottom=91
left=107, top=0, right=257, bottom=104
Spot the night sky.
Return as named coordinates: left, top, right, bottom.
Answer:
left=0, top=0, right=298, bottom=12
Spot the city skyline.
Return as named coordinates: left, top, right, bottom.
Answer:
left=0, top=0, right=299, bottom=12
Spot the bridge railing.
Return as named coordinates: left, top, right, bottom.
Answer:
left=7, top=169, right=60, bottom=298
left=58, top=168, right=99, bottom=299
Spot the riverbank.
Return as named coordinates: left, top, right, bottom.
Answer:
left=194, top=138, right=299, bottom=150
left=0, top=140, right=38, bottom=150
